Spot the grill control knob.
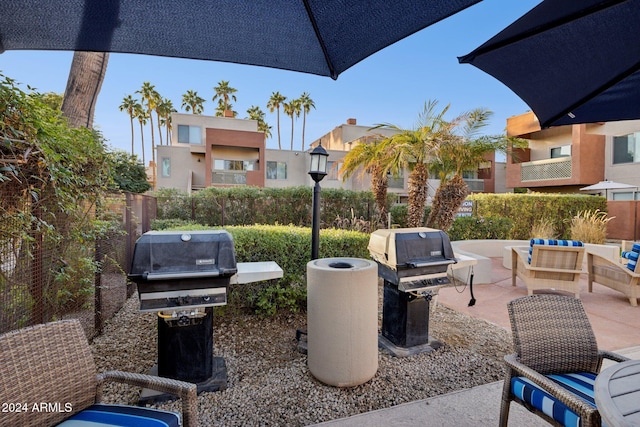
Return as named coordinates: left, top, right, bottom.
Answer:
left=181, top=233, right=192, bottom=242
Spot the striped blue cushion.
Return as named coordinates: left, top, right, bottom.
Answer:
left=623, top=243, right=640, bottom=272
left=57, top=404, right=181, bottom=427
left=511, top=372, right=596, bottom=427
left=528, top=239, right=584, bottom=264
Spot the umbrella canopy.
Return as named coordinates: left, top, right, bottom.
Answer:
left=580, top=180, right=637, bottom=199
left=580, top=180, right=637, bottom=191
left=458, top=0, right=640, bottom=128
left=0, top=0, right=480, bottom=80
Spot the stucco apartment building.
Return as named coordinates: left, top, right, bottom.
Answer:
left=506, top=111, right=640, bottom=239
left=156, top=113, right=506, bottom=202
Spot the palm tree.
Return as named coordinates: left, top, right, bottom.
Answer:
left=426, top=108, right=504, bottom=231
left=284, top=99, right=301, bottom=151
left=136, top=82, right=160, bottom=162
left=298, top=92, right=315, bottom=151
left=133, top=102, right=148, bottom=165
left=375, top=100, right=452, bottom=228
left=214, top=99, right=237, bottom=117
left=247, top=105, right=271, bottom=141
left=61, top=51, right=109, bottom=129
left=181, top=90, right=205, bottom=114
left=267, top=92, right=286, bottom=149
left=158, top=98, right=176, bottom=145
left=212, top=80, right=237, bottom=114
left=119, top=94, right=137, bottom=155
left=340, top=135, right=391, bottom=227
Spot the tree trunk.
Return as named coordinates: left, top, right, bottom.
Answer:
left=370, top=164, right=388, bottom=228
left=427, top=174, right=469, bottom=231
left=407, top=163, right=429, bottom=228
left=61, top=52, right=109, bottom=129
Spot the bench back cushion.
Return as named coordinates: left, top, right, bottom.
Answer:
left=528, top=239, right=584, bottom=264
left=0, top=319, right=97, bottom=426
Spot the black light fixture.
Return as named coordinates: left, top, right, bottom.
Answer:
left=308, top=142, right=329, bottom=260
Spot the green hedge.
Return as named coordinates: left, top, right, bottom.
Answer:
left=158, top=223, right=369, bottom=316
left=467, top=193, right=607, bottom=239
left=153, top=186, right=390, bottom=228
left=447, top=216, right=513, bottom=241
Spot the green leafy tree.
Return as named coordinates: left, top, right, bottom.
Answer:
left=118, top=94, right=138, bottom=155
left=267, top=92, right=286, bottom=149
left=298, top=92, right=315, bottom=151
left=181, top=90, right=205, bottom=114
left=212, top=80, right=237, bottom=114
left=215, top=99, right=237, bottom=117
left=108, top=150, right=151, bottom=193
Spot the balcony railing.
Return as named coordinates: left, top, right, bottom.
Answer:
left=520, top=157, right=572, bottom=182
left=464, top=179, right=484, bottom=193
left=212, top=171, right=247, bottom=185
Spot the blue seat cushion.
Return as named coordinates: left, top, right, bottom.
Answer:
left=56, top=404, right=181, bottom=427
left=511, top=372, right=596, bottom=427
left=527, top=239, right=584, bottom=264
left=622, top=243, right=640, bottom=272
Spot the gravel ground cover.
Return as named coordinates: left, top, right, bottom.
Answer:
left=91, top=288, right=513, bottom=426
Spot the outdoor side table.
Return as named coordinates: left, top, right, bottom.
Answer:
left=594, top=359, right=640, bottom=427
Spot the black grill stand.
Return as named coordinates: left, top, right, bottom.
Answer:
left=379, top=280, right=442, bottom=357
left=139, top=308, right=227, bottom=404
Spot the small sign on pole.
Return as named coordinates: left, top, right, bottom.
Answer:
left=456, top=200, right=474, bottom=218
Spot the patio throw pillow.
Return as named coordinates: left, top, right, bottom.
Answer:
left=621, top=242, right=640, bottom=272
left=528, top=239, right=584, bottom=264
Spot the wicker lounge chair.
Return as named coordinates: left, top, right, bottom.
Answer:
left=500, top=294, right=629, bottom=427
left=0, top=319, right=198, bottom=427
left=587, top=249, right=640, bottom=306
left=512, top=239, right=585, bottom=298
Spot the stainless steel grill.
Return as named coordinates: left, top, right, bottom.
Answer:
left=368, top=227, right=457, bottom=356
left=368, top=227, right=456, bottom=293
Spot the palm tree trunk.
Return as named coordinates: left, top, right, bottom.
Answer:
left=156, top=112, right=163, bottom=146
left=138, top=122, right=146, bottom=165
left=302, top=112, right=307, bottom=151
left=61, top=51, right=109, bottom=129
left=290, top=116, right=294, bottom=151
left=129, top=116, right=135, bottom=155
left=276, top=108, right=282, bottom=150
left=370, top=164, right=389, bottom=227
left=407, top=163, right=429, bottom=227
left=427, top=174, right=469, bottom=231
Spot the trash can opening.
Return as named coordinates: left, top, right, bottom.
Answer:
left=328, top=262, right=353, bottom=269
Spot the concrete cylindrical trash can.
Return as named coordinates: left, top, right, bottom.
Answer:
left=307, top=257, right=378, bottom=387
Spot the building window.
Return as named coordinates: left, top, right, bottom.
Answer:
left=550, top=145, right=571, bottom=158
left=177, top=125, right=202, bottom=144
left=213, top=159, right=257, bottom=171
left=613, top=132, right=640, bottom=164
left=161, top=158, right=171, bottom=177
left=266, top=161, right=287, bottom=180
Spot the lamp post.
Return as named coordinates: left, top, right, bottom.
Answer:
left=308, top=143, right=328, bottom=260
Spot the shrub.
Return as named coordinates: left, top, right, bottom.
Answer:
left=530, top=218, right=557, bottom=239
left=447, top=216, right=512, bottom=241
left=569, top=209, right=614, bottom=244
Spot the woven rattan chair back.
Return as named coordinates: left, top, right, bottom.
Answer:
left=507, top=294, right=600, bottom=375
left=0, top=319, right=97, bottom=426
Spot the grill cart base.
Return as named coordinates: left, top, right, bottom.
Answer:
left=379, top=280, right=443, bottom=357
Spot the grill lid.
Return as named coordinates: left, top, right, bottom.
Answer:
left=128, top=230, right=237, bottom=280
left=368, top=227, right=455, bottom=270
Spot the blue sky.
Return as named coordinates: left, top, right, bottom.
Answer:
left=0, top=0, right=540, bottom=161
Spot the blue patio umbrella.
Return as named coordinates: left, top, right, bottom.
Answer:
left=0, top=0, right=480, bottom=80
left=458, top=0, right=640, bottom=128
